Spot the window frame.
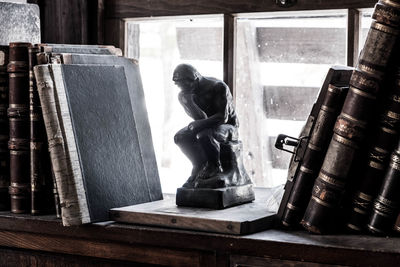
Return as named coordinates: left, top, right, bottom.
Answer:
left=103, top=0, right=376, bottom=92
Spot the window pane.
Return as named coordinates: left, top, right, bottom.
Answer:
left=125, top=16, right=223, bottom=193
left=235, top=10, right=347, bottom=188
left=359, top=8, right=373, bottom=52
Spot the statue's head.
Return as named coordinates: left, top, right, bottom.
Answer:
left=172, top=64, right=201, bottom=92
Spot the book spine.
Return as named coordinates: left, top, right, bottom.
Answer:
left=51, top=169, right=61, bottom=218
left=35, top=51, right=61, bottom=217
left=368, top=143, right=400, bottom=235
left=7, top=42, right=31, bottom=214
left=394, top=211, right=400, bottom=233
left=281, top=84, right=348, bottom=227
left=346, top=71, right=400, bottom=232
left=301, top=0, right=400, bottom=234
left=0, top=46, right=9, bottom=210
left=36, top=52, right=50, bottom=65
left=34, top=64, right=88, bottom=226
left=29, top=45, right=55, bottom=215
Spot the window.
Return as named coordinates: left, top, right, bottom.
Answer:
left=359, top=9, right=373, bottom=51
left=125, top=16, right=223, bottom=192
left=235, top=10, right=347, bottom=187
left=118, top=2, right=376, bottom=193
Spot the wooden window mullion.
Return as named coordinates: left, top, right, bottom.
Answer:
left=347, top=8, right=360, bottom=67
left=223, top=14, right=235, bottom=97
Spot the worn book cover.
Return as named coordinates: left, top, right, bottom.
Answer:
left=34, top=64, right=162, bottom=226
left=57, top=54, right=160, bottom=199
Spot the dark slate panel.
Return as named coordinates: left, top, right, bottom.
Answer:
left=64, top=54, right=162, bottom=201
left=61, top=64, right=155, bottom=222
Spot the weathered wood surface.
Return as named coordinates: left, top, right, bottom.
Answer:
left=104, top=19, right=125, bottom=53
left=105, top=0, right=377, bottom=19
left=230, top=255, right=344, bottom=267
left=0, top=247, right=155, bottom=267
left=111, top=187, right=277, bottom=235
left=28, top=0, right=103, bottom=44
left=0, top=230, right=206, bottom=267
left=0, top=212, right=398, bottom=266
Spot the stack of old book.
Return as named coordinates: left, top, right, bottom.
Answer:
left=0, top=1, right=162, bottom=227
left=278, top=0, right=400, bottom=235
left=0, top=43, right=163, bottom=226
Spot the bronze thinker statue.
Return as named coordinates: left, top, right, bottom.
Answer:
left=173, top=64, right=255, bottom=209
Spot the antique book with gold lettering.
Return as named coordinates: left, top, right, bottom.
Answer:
left=280, top=76, right=350, bottom=228
left=7, top=42, right=31, bottom=214
left=301, top=0, right=400, bottom=234
left=346, top=67, right=400, bottom=233
left=368, top=140, right=400, bottom=235
left=0, top=45, right=9, bottom=211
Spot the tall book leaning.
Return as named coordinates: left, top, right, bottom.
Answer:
left=33, top=44, right=125, bottom=217
left=301, top=0, right=400, bottom=234
left=276, top=66, right=353, bottom=227
left=46, top=53, right=160, bottom=195
left=29, top=44, right=54, bottom=215
left=281, top=83, right=349, bottom=227
left=34, top=63, right=163, bottom=226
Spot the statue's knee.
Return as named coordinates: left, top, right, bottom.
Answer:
left=174, top=133, right=183, bottom=144
left=175, top=131, right=191, bottom=144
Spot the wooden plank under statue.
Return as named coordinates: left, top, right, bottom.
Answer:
left=110, top=187, right=281, bottom=235
left=172, top=64, right=255, bottom=209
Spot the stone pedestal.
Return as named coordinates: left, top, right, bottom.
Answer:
left=176, top=184, right=255, bottom=209
left=177, top=141, right=255, bottom=209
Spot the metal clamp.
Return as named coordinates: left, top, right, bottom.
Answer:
left=275, top=134, right=300, bottom=154
left=275, top=134, right=308, bottom=162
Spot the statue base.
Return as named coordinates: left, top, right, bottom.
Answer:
left=176, top=184, right=255, bottom=209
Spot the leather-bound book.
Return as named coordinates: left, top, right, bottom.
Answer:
left=347, top=69, right=400, bottom=233
left=394, top=211, right=400, bottom=233
left=29, top=44, right=54, bottom=215
left=0, top=45, right=9, bottom=210
left=301, top=0, right=400, bottom=234
left=281, top=84, right=348, bottom=227
left=276, top=66, right=353, bottom=225
left=368, top=141, right=400, bottom=235
left=34, top=63, right=162, bottom=226
left=7, top=42, right=31, bottom=214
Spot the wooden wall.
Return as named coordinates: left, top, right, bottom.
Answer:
left=27, top=0, right=104, bottom=44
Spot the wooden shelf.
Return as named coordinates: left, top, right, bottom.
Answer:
left=0, top=212, right=399, bottom=266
